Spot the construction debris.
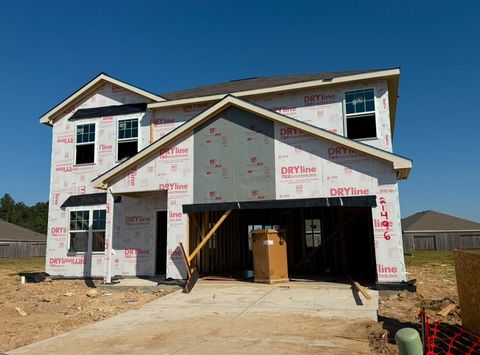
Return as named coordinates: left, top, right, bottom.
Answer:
left=346, top=275, right=371, bottom=300
left=437, top=303, right=456, bottom=317
left=15, top=307, right=27, bottom=316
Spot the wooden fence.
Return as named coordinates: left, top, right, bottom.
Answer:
left=403, top=233, right=480, bottom=251
left=0, top=241, right=46, bottom=258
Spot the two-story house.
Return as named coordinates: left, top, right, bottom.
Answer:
left=40, top=68, right=412, bottom=287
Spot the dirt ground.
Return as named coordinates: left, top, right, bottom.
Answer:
left=371, top=250, right=466, bottom=353
left=0, top=251, right=470, bottom=354
left=0, top=258, right=176, bottom=353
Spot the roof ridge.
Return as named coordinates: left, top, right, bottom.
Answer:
left=159, top=67, right=399, bottom=100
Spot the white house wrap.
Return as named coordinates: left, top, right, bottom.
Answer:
left=41, top=69, right=411, bottom=285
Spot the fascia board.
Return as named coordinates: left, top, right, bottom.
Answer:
left=148, top=69, right=401, bottom=109
left=39, top=74, right=165, bottom=126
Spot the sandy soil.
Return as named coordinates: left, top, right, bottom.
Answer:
left=371, top=251, right=462, bottom=353
left=0, top=252, right=465, bottom=354
left=0, top=259, right=175, bottom=353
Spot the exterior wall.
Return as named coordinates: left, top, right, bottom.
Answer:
left=403, top=232, right=480, bottom=251
left=0, top=241, right=46, bottom=258
left=46, top=77, right=404, bottom=282
left=110, top=134, right=194, bottom=279
left=110, top=106, right=404, bottom=281
left=46, top=83, right=153, bottom=277
left=152, top=80, right=392, bottom=152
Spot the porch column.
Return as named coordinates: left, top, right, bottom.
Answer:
left=104, top=189, right=115, bottom=284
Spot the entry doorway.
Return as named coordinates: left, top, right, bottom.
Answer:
left=155, top=211, right=168, bottom=275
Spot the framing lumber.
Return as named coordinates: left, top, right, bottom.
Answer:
left=296, top=211, right=360, bottom=268
left=346, top=274, right=371, bottom=300
left=188, top=209, right=232, bottom=263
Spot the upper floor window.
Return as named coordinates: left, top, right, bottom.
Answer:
left=69, top=209, right=106, bottom=254
left=117, top=118, right=138, bottom=161
left=75, top=123, right=95, bottom=164
left=344, top=88, right=377, bottom=140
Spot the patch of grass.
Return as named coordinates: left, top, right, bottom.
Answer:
left=404, top=249, right=480, bottom=269
left=404, top=250, right=454, bottom=268
left=0, top=257, right=45, bottom=282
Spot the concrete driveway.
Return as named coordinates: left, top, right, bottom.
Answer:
left=10, top=280, right=378, bottom=354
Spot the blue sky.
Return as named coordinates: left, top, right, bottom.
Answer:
left=0, top=1, right=478, bottom=222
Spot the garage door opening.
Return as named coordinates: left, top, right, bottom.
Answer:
left=188, top=206, right=376, bottom=282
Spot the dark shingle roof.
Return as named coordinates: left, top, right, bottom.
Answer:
left=0, top=220, right=47, bottom=242
left=402, top=211, right=480, bottom=232
left=160, top=69, right=392, bottom=101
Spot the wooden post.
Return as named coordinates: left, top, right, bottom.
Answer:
left=188, top=209, right=232, bottom=263
left=150, top=120, right=155, bottom=143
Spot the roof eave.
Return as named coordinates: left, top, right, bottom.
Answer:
left=147, top=68, right=401, bottom=109
left=39, top=73, right=166, bottom=126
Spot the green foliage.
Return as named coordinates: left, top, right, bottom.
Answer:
left=0, top=194, right=48, bottom=234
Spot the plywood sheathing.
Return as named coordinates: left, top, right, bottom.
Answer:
left=453, top=250, right=480, bottom=335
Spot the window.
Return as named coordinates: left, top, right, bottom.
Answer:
left=75, top=123, right=95, bottom=164
left=344, top=88, right=377, bottom=139
left=305, top=219, right=321, bottom=248
left=69, top=209, right=106, bottom=253
left=117, top=118, right=138, bottom=161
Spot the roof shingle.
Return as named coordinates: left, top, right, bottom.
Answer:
left=0, top=220, right=47, bottom=242
left=160, top=69, right=392, bottom=101
left=402, top=211, right=480, bottom=232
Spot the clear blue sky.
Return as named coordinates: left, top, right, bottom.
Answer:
left=0, top=1, right=479, bottom=222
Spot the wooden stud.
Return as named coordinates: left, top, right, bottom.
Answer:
left=346, top=274, right=371, bottom=300
left=188, top=209, right=232, bottom=263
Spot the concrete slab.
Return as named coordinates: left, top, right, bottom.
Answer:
left=10, top=280, right=378, bottom=354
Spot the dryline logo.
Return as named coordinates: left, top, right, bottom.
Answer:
left=377, top=264, right=398, bottom=274
left=55, top=164, right=73, bottom=173
left=56, top=135, right=74, bottom=144
left=328, top=146, right=358, bottom=159
left=159, top=183, right=189, bottom=192
left=272, top=106, right=297, bottom=115
left=128, top=167, right=137, bottom=186
left=183, top=102, right=210, bottom=113
left=329, top=187, right=369, bottom=196
left=49, top=257, right=86, bottom=266
left=304, top=93, right=336, bottom=106
left=155, top=117, right=175, bottom=125
left=51, top=227, right=67, bottom=236
left=125, top=216, right=151, bottom=226
left=99, top=144, right=113, bottom=153
left=169, top=211, right=183, bottom=220
left=280, top=165, right=317, bottom=179
left=279, top=127, right=306, bottom=141
left=159, top=146, right=189, bottom=158
left=125, top=249, right=150, bottom=259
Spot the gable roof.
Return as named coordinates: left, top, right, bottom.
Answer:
left=402, top=210, right=480, bottom=232
left=0, top=220, right=47, bottom=242
left=93, top=95, right=412, bottom=189
left=151, top=68, right=401, bottom=137
left=39, top=73, right=165, bottom=126
left=160, top=69, right=384, bottom=100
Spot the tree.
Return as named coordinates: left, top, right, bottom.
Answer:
left=0, top=194, right=48, bottom=234
left=0, top=193, right=16, bottom=222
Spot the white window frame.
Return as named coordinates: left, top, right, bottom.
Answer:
left=74, top=121, right=97, bottom=165
left=116, top=117, right=139, bottom=162
left=67, top=205, right=106, bottom=255
left=343, top=88, right=378, bottom=141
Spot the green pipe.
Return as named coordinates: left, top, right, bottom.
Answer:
left=395, top=328, right=423, bottom=355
